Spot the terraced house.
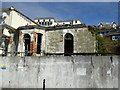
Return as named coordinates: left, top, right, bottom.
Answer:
left=0, top=6, right=96, bottom=56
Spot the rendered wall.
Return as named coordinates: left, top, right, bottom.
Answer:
left=3, top=10, right=36, bottom=29
left=0, top=56, right=119, bottom=88
left=11, top=11, right=36, bottom=29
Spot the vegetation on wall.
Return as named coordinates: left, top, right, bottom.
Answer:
left=88, top=25, right=120, bottom=54
left=96, top=35, right=109, bottom=53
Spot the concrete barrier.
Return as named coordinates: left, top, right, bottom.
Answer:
left=0, top=56, right=119, bottom=88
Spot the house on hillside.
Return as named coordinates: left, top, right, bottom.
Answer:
left=98, top=22, right=117, bottom=29
left=34, top=17, right=82, bottom=27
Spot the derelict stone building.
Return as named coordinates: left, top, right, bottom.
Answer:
left=0, top=6, right=96, bottom=56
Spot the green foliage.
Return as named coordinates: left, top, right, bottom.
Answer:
left=101, top=27, right=106, bottom=30
left=96, top=35, right=108, bottom=53
left=88, top=25, right=100, bottom=35
left=88, top=25, right=107, bottom=53
left=116, top=40, right=120, bottom=53
left=118, top=40, right=120, bottom=44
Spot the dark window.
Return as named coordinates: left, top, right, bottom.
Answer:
left=43, top=19, right=45, bottom=22
left=50, top=22, right=52, bottom=25
left=75, top=20, right=77, bottom=23
left=64, top=33, right=74, bottom=56
left=42, top=22, right=44, bottom=25
left=24, top=34, right=31, bottom=56
left=37, top=33, right=42, bottom=54
left=4, top=37, right=10, bottom=55
left=48, top=22, right=50, bottom=26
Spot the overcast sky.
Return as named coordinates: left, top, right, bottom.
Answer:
left=2, top=2, right=118, bottom=26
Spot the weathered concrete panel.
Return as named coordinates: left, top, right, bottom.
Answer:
left=0, top=56, right=118, bottom=88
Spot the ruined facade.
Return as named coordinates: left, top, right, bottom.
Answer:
left=0, top=6, right=96, bottom=56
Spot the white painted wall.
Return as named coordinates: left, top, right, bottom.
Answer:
left=10, top=11, right=36, bottom=29
left=0, top=49, right=2, bottom=55
left=72, top=20, right=81, bottom=25
left=35, top=18, right=82, bottom=27
left=3, top=9, right=36, bottom=29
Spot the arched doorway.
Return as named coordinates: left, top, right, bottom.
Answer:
left=24, top=34, right=31, bottom=56
left=64, top=33, right=74, bottom=56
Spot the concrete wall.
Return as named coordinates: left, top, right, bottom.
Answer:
left=0, top=56, right=119, bottom=88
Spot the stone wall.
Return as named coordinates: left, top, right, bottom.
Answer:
left=0, top=56, right=119, bottom=88
left=46, top=27, right=96, bottom=53
left=6, top=26, right=96, bottom=56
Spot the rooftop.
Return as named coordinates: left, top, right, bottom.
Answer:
left=17, top=24, right=87, bottom=31
left=2, top=6, right=40, bottom=27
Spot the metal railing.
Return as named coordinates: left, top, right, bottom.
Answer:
left=46, top=52, right=120, bottom=56
left=1, top=51, right=120, bottom=56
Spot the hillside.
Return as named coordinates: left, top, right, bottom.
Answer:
left=88, top=26, right=120, bottom=54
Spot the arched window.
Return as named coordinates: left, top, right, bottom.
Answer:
left=64, top=33, right=74, bottom=56
left=37, top=33, right=42, bottom=54
left=24, top=34, right=31, bottom=56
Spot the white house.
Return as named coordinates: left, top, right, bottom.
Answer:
left=34, top=17, right=82, bottom=27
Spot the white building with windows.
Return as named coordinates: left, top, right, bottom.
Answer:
left=34, top=17, right=82, bottom=27
left=98, top=22, right=117, bottom=29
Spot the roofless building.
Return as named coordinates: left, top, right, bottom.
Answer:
left=0, top=6, right=96, bottom=56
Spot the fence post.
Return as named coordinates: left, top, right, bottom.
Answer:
left=43, top=79, right=45, bottom=90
